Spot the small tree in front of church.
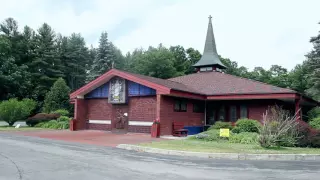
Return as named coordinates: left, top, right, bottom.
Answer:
left=43, top=78, right=70, bottom=113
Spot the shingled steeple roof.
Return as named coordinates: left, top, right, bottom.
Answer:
left=193, top=16, right=226, bottom=69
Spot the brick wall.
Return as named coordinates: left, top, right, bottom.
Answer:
left=128, top=96, right=156, bottom=121
left=248, top=101, right=296, bottom=122
left=128, top=125, right=151, bottom=133
left=87, top=99, right=112, bottom=120
left=159, top=96, right=204, bottom=135
left=88, top=123, right=111, bottom=131
left=85, top=96, right=156, bottom=132
left=248, top=104, right=268, bottom=122
left=74, top=99, right=87, bottom=130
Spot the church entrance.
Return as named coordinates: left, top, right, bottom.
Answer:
left=111, top=105, right=129, bottom=134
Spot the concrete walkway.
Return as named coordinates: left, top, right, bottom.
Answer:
left=11, top=130, right=165, bottom=147
left=117, top=144, right=320, bottom=161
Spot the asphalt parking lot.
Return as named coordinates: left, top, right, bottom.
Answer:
left=0, top=132, right=319, bottom=180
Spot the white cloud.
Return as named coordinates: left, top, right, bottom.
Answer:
left=0, top=0, right=319, bottom=70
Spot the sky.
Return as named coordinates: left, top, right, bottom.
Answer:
left=1, top=0, right=319, bottom=70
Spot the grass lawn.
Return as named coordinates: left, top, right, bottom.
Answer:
left=0, top=126, right=44, bottom=131
left=140, top=139, right=320, bottom=154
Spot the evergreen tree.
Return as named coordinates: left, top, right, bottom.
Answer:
left=0, top=20, right=32, bottom=100
left=305, top=22, right=320, bottom=100
left=88, top=32, right=116, bottom=81
left=30, top=23, right=64, bottom=102
left=43, top=78, right=71, bottom=113
left=60, top=33, right=90, bottom=91
left=288, top=62, right=309, bottom=93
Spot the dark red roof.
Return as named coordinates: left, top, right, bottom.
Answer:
left=168, top=71, right=295, bottom=95
left=120, top=70, right=200, bottom=93
left=71, top=69, right=296, bottom=99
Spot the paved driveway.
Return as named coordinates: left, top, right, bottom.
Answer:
left=12, top=130, right=163, bottom=147
left=0, top=133, right=319, bottom=180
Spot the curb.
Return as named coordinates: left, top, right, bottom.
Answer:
left=116, top=144, right=320, bottom=161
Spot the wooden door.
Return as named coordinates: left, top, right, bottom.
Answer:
left=111, top=105, right=129, bottom=133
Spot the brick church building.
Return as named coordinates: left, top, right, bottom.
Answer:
left=70, top=16, right=318, bottom=135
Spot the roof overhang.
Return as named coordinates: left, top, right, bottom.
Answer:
left=207, top=93, right=319, bottom=106
left=169, top=90, right=206, bottom=100
left=70, top=69, right=171, bottom=99
left=207, top=93, right=297, bottom=100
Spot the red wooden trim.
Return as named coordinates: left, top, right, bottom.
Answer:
left=70, top=69, right=171, bottom=99
left=170, top=90, right=206, bottom=100
left=70, top=69, right=114, bottom=98
left=74, top=99, right=78, bottom=119
left=207, top=93, right=296, bottom=100
left=113, top=71, right=170, bottom=93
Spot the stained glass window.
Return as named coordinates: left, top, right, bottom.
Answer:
left=108, top=77, right=126, bottom=104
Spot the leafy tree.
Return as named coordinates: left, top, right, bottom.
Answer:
left=130, top=45, right=177, bottom=79
left=268, top=65, right=289, bottom=88
left=43, top=78, right=71, bottom=113
left=0, top=98, right=36, bottom=126
left=185, top=47, right=201, bottom=74
left=170, top=45, right=188, bottom=76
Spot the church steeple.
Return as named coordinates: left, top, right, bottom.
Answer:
left=193, top=16, right=226, bottom=71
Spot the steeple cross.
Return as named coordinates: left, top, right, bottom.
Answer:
left=208, top=15, right=212, bottom=20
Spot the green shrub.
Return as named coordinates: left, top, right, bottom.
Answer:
left=57, top=116, right=71, bottom=122
left=37, top=120, right=69, bottom=129
left=0, top=98, right=36, bottom=126
left=307, top=107, right=320, bottom=121
left=52, top=109, right=69, bottom=117
left=309, top=117, right=320, bottom=130
left=208, top=121, right=233, bottom=130
left=231, top=127, right=241, bottom=133
left=258, top=106, right=299, bottom=148
left=309, top=132, right=320, bottom=148
left=229, top=132, right=258, bottom=144
left=43, top=120, right=57, bottom=128
left=192, top=129, right=227, bottom=141
left=235, top=119, right=260, bottom=133
left=26, top=113, right=60, bottom=127
left=58, top=121, right=69, bottom=129
left=34, top=122, right=46, bottom=128
left=43, top=78, right=71, bottom=113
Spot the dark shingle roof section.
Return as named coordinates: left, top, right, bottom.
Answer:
left=168, top=71, right=295, bottom=95
left=120, top=70, right=200, bottom=94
